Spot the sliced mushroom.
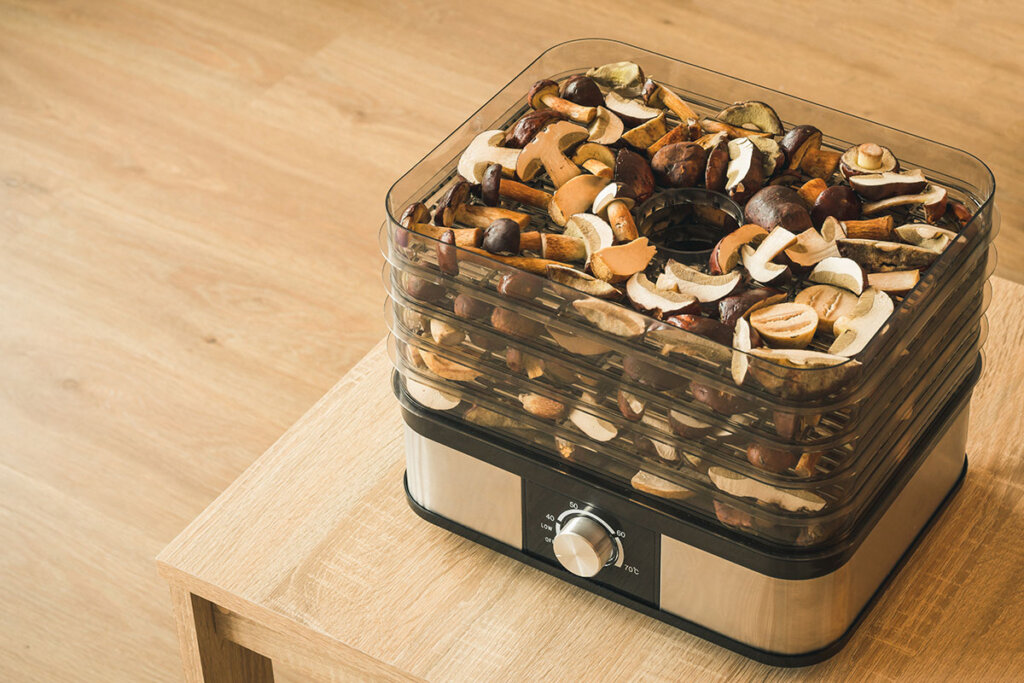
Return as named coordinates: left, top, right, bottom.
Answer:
left=457, top=130, right=522, bottom=183
left=586, top=61, right=645, bottom=96
left=731, top=317, right=752, bottom=386
left=503, top=109, right=564, bottom=148
left=617, top=389, right=646, bottom=421
left=604, top=90, right=662, bottom=127
left=837, top=238, right=939, bottom=272
left=590, top=237, right=658, bottom=283
left=519, top=393, right=566, bottom=420
left=592, top=183, right=639, bottom=242
left=405, top=378, right=461, bottom=411
left=621, top=113, right=669, bottom=149
left=572, top=142, right=616, bottom=178
left=848, top=169, right=928, bottom=200
left=430, top=318, right=465, bottom=346
left=586, top=106, right=625, bottom=145
left=710, top=224, right=769, bottom=274
left=808, top=256, right=866, bottom=294
left=642, top=79, right=700, bottom=122
left=861, top=184, right=948, bottom=223
left=563, top=213, right=615, bottom=266
left=740, top=226, right=798, bottom=283
left=839, top=142, right=900, bottom=178
left=420, top=350, right=481, bottom=382
left=779, top=125, right=841, bottom=179
left=894, top=224, right=958, bottom=252
left=708, top=467, right=826, bottom=512
left=547, top=326, right=612, bottom=356
left=626, top=272, right=698, bottom=317
left=548, top=174, right=610, bottom=226
left=631, top=471, right=693, bottom=500
left=572, top=298, right=647, bottom=338
left=569, top=397, right=618, bottom=442
left=867, top=269, right=920, bottom=294
left=648, top=124, right=693, bottom=158
left=794, top=284, right=859, bottom=334
left=545, top=263, right=620, bottom=299
left=716, top=100, right=784, bottom=136
left=748, top=136, right=785, bottom=177
left=828, top=288, right=894, bottom=356
left=785, top=228, right=841, bottom=267
left=516, top=120, right=589, bottom=188
left=842, top=216, right=895, bottom=241
left=718, top=287, right=786, bottom=327
left=657, top=261, right=742, bottom=302
left=750, top=302, right=819, bottom=349
left=724, top=137, right=765, bottom=203
left=668, top=409, right=715, bottom=438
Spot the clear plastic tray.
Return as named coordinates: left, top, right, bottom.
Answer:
left=392, top=338, right=982, bottom=547
left=382, top=39, right=997, bottom=414
left=385, top=241, right=994, bottom=455
left=387, top=286, right=985, bottom=491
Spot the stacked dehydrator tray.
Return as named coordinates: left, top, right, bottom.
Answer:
left=380, top=40, right=998, bottom=665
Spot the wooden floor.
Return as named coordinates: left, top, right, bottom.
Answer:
left=1, top=1, right=1021, bottom=681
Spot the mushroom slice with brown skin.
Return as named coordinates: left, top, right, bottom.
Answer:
left=811, top=186, right=861, bottom=228
left=586, top=107, right=624, bottom=145
left=516, top=120, right=589, bottom=188
left=747, top=347, right=856, bottom=398
left=620, top=113, right=669, bottom=149
left=405, top=378, right=461, bottom=411
left=604, top=90, right=662, bottom=127
left=861, top=185, right=948, bottom=223
left=560, top=74, right=604, bottom=107
left=548, top=326, right=612, bottom=356
left=820, top=216, right=847, bottom=243
left=648, top=124, right=692, bottom=158
left=573, top=298, right=647, bottom=338
left=749, top=302, right=819, bottom=349
left=785, top=228, right=841, bottom=267
left=548, top=174, right=610, bottom=227
left=741, top=226, right=798, bottom=283
left=587, top=61, right=645, bottom=96
left=798, top=178, right=828, bottom=206
left=545, top=264, right=621, bottom=299
left=708, top=467, right=826, bottom=512
left=808, top=256, right=865, bottom=295
left=592, top=183, right=638, bottom=242
left=614, top=149, right=655, bottom=203
left=626, top=272, right=698, bottom=317
left=867, top=269, right=920, bottom=295
left=724, top=138, right=765, bottom=203
left=669, top=409, right=714, bottom=439
left=837, top=239, right=939, bottom=272
left=849, top=169, right=927, bottom=200
left=457, top=130, right=521, bottom=183
left=779, top=125, right=841, bottom=179
left=519, top=393, right=566, bottom=420
left=569, top=395, right=618, bottom=442
left=503, top=109, right=564, bottom=149
left=528, top=79, right=597, bottom=123
left=828, top=288, right=894, bottom=356
left=704, top=138, right=730, bottom=192
left=894, top=224, right=958, bottom=252
left=716, top=100, right=784, bottom=136
left=719, top=287, right=786, bottom=327
left=657, top=261, right=742, bottom=302
left=839, top=142, right=900, bottom=178
left=617, top=390, right=646, bottom=421
left=631, top=471, right=693, bottom=500
left=749, top=136, right=784, bottom=177
left=590, top=237, right=658, bottom=283
left=419, top=350, right=481, bottom=382
left=563, top=213, right=615, bottom=266
left=572, top=142, right=615, bottom=179
left=795, top=284, right=859, bottom=334
left=710, top=224, right=769, bottom=274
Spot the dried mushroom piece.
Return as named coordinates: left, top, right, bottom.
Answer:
left=709, top=467, right=827, bottom=512
left=837, top=239, right=939, bottom=272
left=405, top=378, right=461, bottom=411
left=572, top=298, right=647, bottom=338
left=545, top=264, right=620, bottom=299
left=828, top=288, right=894, bottom=357
left=458, top=130, right=521, bottom=183
left=631, top=470, right=693, bottom=500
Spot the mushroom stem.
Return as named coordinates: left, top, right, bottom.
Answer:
left=460, top=246, right=565, bottom=274
left=607, top=200, right=639, bottom=242
left=518, top=231, right=541, bottom=252
left=540, top=93, right=597, bottom=123
left=581, top=158, right=614, bottom=178
left=700, top=118, right=770, bottom=139
left=455, top=205, right=530, bottom=230
left=856, top=143, right=883, bottom=170
left=656, top=85, right=699, bottom=121
left=541, top=234, right=586, bottom=262
left=842, top=216, right=895, bottom=240
left=498, top=178, right=552, bottom=209
left=406, top=222, right=482, bottom=247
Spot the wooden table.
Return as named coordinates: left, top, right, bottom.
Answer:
left=158, top=278, right=1024, bottom=682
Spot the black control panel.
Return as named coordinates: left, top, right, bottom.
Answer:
left=524, top=480, right=659, bottom=605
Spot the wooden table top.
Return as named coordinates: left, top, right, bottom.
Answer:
left=158, top=277, right=1024, bottom=681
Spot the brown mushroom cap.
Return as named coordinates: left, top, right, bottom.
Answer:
left=560, top=74, right=604, bottom=108
left=717, top=101, right=784, bottom=136
left=811, top=185, right=861, bottom=227
left=779, top=125, right=823, bottom=171
left=503, top=109, right=564, bottom=149
left=480, top=163, right=502, bottom=207
left=705, top=140, right=730, bottom=192
left=744, top=186, right=814, bottom=233
left=433, top=179, right=471, bottom=226
left=651, top=142, right=707, bottom=188
left=528, top=80, right=559, bottom=110
left=840, top=143, right=900, bottom=178
left=614, top=148, right=655, bottom=203
left=400, top=202, right=430, bottom=226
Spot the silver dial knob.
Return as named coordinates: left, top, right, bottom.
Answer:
left=553, top=514, right=615, bottom=578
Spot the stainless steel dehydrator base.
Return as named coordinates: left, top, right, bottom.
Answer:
left=404, top=402, right=968, bottom=659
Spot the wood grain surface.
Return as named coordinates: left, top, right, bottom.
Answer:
left=158, top=279, right=1024, bottom=682
left=1, top=0, right=1022, bottom=680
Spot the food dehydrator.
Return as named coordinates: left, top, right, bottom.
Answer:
left=379, top=39, right=997, bottom=665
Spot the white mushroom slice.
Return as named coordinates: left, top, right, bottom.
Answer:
left=572, top=298, right=646, bottom=339
left=829, top=288, right=894, bottom=357
left=569, top=396, right=618, bottom=442
left=657, top=261, right=741, bottom=302
left=741, top=226, right=797, bottom=283
left=861, top=184, right=948, bottom=220
left=430, top=319, right=465, bottom=346
left=867, top=269, right=920, bottom=295
left=457, top=130, right=521, bottom=183
left=604, top=90, right=662, bottom=123
left=563, top=213, right=614, bottom=266
left=587, top=106, right=624, bottom=145
left=809, top=257, right=865, bottom=295
left=405, top=378, right=461, bottom=411
left=631, top=470, right=693, bottom=500
left=708, top=467, right=826, bottom=512
left=894, top=224, right=958, bottom=252
left=731, top=317, right=752, bottom=386
left=626, top=273, right=697, bottom=316
left=547, top=326, right=612, bottom=356
left=669, top=410, right=715, bottom=438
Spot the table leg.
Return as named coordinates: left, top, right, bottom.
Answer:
left=169, top=585, right=274, bottom=683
